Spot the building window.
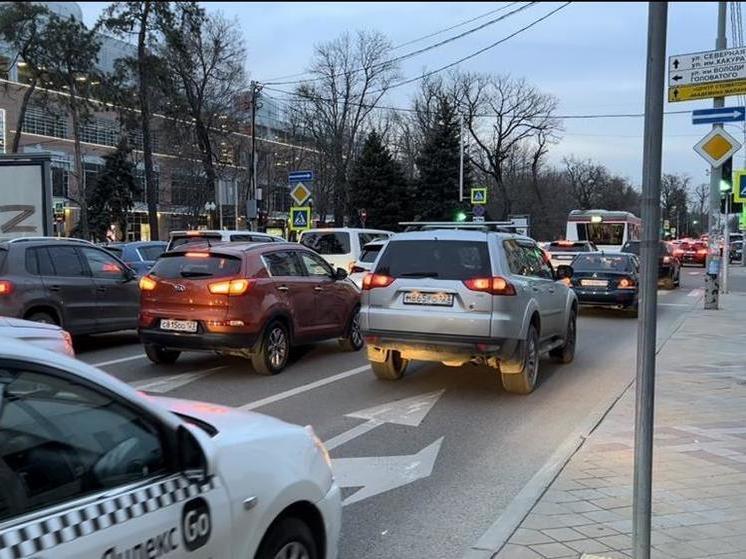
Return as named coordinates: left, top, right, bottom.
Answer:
left=84, top=162, right=103, bottom=190
left=80, top=118, right=120, bottom=147
left=128, top=128, right=161, bottom=153
left=172, top=173, right=211, bottom=206
left=52, top=165, right=69, bottom=198
left=22, top=106, right=67, bottom=138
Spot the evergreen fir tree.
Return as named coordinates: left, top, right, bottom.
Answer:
left=349, top=130, right=408, bottom=231
left=88, top=139, right=140, bottom=241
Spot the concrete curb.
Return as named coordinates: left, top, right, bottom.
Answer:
left=463, top=294, right=702, bottom=559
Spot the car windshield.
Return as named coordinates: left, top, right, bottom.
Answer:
left=300, top=232, right=351, bottom=255
left=150, top=254, right=241, bottom=279
left=576, top=222, right=625, bottom=246
left=170, top=235, right=222, bottom=249
left=376, top=240, right=491, bottom=281
left=139, top=245, right=165, bottom=261
left=549, top=242, right=592, bottom=252
left=572, top=254, right=633, bottom=272
left=359, top=244, right=383, bottom=263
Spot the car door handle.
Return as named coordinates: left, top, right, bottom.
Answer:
left=314, top=286, right=324, bottom=292
left=277, top=286, right=289, bottom=292
left=547, top=287, right=555, bottom=294
left=48, top=285, right=61, bottom=292
left=96, top=286, right=107, bottom=293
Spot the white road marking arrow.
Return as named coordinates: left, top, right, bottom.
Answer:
left=332, top=437, right=444, bottom=506
left=324, top=389, right=445, bottom=450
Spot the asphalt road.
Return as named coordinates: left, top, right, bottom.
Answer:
left=76, top=269, right=707, bottom=559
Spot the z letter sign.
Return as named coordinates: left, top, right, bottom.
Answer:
left=0, top=205, right=36, bottom=233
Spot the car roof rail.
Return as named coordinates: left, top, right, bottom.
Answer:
left=5, top=236, right=96, bottom=246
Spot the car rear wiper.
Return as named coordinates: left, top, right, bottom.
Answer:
left=399, top=272, right=440, bottom=278
left=180, top=271, right=213, bottom=278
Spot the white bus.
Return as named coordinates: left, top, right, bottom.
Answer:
left=565, top=210, right=641, bottom=252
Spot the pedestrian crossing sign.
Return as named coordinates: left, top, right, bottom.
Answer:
left=734, top=170, right=746, bottom=203
left=471, top=187, right=487, bottom=205
left=289, top=206, right=311, bottom=231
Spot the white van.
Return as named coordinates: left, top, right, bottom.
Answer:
left=166, top=230, right=284, bottom=251
left=299, top=228, right=393, bottom=271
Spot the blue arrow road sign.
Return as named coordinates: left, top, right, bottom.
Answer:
left=692, top=107, right=746, bottom=125
left=289, top=170, right=314, bottom=183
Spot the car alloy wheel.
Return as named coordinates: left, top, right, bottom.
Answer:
left=351, top=311, right=363, bottom=348
left=273, top=542, right=311, bottom=559
left=526, top=333, right=539, bottom=386
left=268, top=326, right=288, bottom=370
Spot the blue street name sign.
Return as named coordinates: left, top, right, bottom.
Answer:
left=288, top=170, right=314, bottom=183
left=692, top=107, right=746, bottom=125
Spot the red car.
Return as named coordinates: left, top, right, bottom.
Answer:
left=138, top=243, right=363, bottom=374
left=674, top=240, right=707, bottom=267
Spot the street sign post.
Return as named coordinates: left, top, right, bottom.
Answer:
left=669, top=46, right=746, bottom=102
left=470, top=187, right=487, bottom=204
left=692, top=106, right=746, bottom=124
left=289, top=206, right=311, bottom=231
left=693, top=127, right=742, bottom=167
left=289, top=182, right=311, bottom=206
left=288, top=170, right=314, bottom=184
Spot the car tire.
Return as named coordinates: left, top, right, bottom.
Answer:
left=501, top=325, right=539, bottom=395
left=550, top=309, right=576, bottom=364
left=339, top=307, right=364, bottom=352
left=371, top=350, right=409, bottom=380
left=25, top=311, right=58, bottom=326
left=144, top=344, right=180, bottom=364
left=251, top=321, right=290, bottom=375
left=256, top=517, right=318, bottom=559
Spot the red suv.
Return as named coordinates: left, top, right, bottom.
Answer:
left=138, top=243, right=363, bottom=374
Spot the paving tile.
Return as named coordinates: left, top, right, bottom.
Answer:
left=597, top=533, right=633, bottom=550
left=534, top=502, right=575, bottom=516
left=688, top=537, right=741, bottom=555
left=567, top=489, right=609, bottom=501
left=581, top=510, right=625, bottom=524
left=509, top=528, right=556, bottom=546
left=495, top=543, right=545, bottom=559
left=564, top=539, right=612, bottom=554
left=562, top=501, right=602, bottom=514
left=573, top=524, right=620, bottom=539
left=653, top=541, right=713, bottom=559
left=539, top=528, right=586, bottom=542
left=528, top=542, right=577, bottom=558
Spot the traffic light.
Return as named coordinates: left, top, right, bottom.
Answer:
left=455, top=211, right=467, bottom=222
left=720, top=157, right=733, bottom=193
left=721, top=192, right=743, bottom=214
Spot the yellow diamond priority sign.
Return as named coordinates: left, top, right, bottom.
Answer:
left=290, top=182, right=311, bottom=206
left=693, top=128, right=741, bottom=168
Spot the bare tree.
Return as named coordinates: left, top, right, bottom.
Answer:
left=161, top=7, right=247, bottom=198
left=457, top=72, right=561, bottom=219
left=691, top=182, right=709, bottom=230
left=292, top=30, right=398, bottom=224
left=563, top=157, right=609, bottom=209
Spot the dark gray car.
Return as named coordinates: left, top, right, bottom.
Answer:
left=0, top=237, right=140, bottom=335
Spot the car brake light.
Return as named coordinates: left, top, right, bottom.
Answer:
left=0, top=280, right=12, bottom=295
left=697, top=248, right=707, bottom=255
left=618, top=277, right=636, bottom=289
left=662, top=256, right=672, bottom=264
left=208, top=278, right=251, bottom=295
left=185, top=252, right=210, bottom=258
left=362, top=273, right=394, bottom=290
left=673, top=249, right=683, bottom=256
left=463, top=276, right=516, bottom=296
left=139, top=276, right=157, bottom=291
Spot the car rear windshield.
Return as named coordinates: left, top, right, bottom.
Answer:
left=150, top=254, right=241, bottom=279
left=359, top=244, right=383, bottom=263
left=170, top=234, right=222, bottom=249
left=573, top=254, right=634, bottom=272
left=138, top=245, right=165, bottom=260
left=549, top=242, right=592, bottom=252
left=300, top=232, right=351, bottom=255
left=375, top=240, right=491, bottom=280
left=621, top=242, right=668, bottom=256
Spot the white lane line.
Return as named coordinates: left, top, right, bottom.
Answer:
left=239, top=364, right=370, bottom=411
left=688, top=288, right=704, bottom=297
left=90, top=354, right=147, bottom=368
left=131, top=366, right=227, bottom=393
left=658, top=303, right=692, bottom=307
left=688, top=271, right=702, bottom=276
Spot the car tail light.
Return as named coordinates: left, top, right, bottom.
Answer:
left=674, top=249, right=683, bottom=256
left=208, top=278, right=251, bottom=295
left=61, top=330, right=75, bottom=357
left=618, top=277, right=636, bottom=289
left=139, top=276, right=157, bottom=291
left=697, top=248, right=707, bottom=255
left=351, top=265, right=365, bottom=274
left=0, top=280, right=12, bottom=295
left=463, top=276, right=516, bottom=296
left=362, top=273, right=394, bottom=290
left=185, top=251, right=210, bottom=258
left=662, top=256, right=672, bottom=264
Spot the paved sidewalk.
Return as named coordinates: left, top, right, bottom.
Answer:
left=494, top=289, right=746, bottom=559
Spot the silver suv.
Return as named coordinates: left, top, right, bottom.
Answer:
left=360, top=230, right=578, bottom=394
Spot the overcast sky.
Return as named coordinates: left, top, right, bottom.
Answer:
left=77, top=1, right=742, bottom=188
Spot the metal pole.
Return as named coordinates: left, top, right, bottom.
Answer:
left=250, top=81, right=259, bottom=232
left=459, top=113, right=465, bottom=202
left=724, top=193, right=730, bottom=292
left=705, top=1, right=727, bottom=309
left=235, top=180, right=239, bottom=230
left=633, top=4, right=667, bottom=559
left=218, top=181, right=224, bottom=230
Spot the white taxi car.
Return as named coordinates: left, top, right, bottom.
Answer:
left=0, top=316, right=75, bottom=356
left=0, top=340, right=340, bottom=559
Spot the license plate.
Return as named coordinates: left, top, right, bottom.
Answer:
left=580, top=279, right=608, bottom=287
left=403, top=292, right=454, bottom=306
left=160, top=319, right=198, bottom=333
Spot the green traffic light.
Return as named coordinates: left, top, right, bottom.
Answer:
left=456, top=211, right=467, bottom=222
left=721, top=179, right=731, bottom=193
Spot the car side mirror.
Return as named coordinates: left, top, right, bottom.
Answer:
left=555, top=265, right=573, bottom=280
left=125, top=267, right=137, bottom=281
left=178, top=424, right=214, bottom=481
left=334, top=267, right=348, bottom=280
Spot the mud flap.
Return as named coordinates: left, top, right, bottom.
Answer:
left=497, top=338, right=524, bottom=374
